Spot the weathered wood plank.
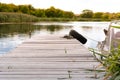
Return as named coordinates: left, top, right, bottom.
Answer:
left=0, top=35, right=103, bottom=80
left=23, top=40, right=80, bottom=44
left=0, top=57, right=96, bottom=62
left=0, top=62, right=99, bottom=69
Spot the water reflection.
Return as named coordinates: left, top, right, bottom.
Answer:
left=81, top=26, right=93, bottom=33
left=0, top=24, right=67, bottom=38
left=0, top=23, right=72, bottom=54
left=0, top=22, right=110, bottom=54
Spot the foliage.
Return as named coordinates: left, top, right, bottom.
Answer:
left=90, top=48, right=120, bottom=80
left=33, top=9, right=46, bottom=17
left=1, top=2, right=120, bottom=21
left=0, top=3, right=74, bottom=18
left=93, top=12, right=103, bottom=18
left=38, top=18, right=74, bottom=21
left=80, top=9, right=93, bottom=18
left=0, top=12, right=38, bottom=22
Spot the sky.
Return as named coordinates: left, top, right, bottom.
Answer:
left=0, top=0, right=120, bottom=14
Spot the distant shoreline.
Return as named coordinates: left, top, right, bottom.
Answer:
left=0, top=12, right=112, bottom=23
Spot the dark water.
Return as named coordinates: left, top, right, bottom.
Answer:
left=0, top=22, right=110, bottom=54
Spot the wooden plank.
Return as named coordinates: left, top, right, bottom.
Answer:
left=23, top=40, right=80, bottom=44
left=0, top=35, right=103, bottom=80
left=0, top=62, right=99, bottom=69
left=0, top=75, right=103, bottom=79
left=0, top=57, right=96, bottom=62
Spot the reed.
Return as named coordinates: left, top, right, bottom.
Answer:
left=90, top=48, right=120, bottom=80
left=0, top=12, right=38, bottom=23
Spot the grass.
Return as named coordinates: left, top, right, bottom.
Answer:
left=38, top=17, right=75, bottom=21
left=0, top=12, right=112, bottom=23
left=90, top=48, right=120, bottom=80
left=0, top=12, right=75, bottom=23
left=0, top=12, right=39, bottom=23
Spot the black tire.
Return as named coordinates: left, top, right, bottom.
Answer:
left=69, top=30, right=87, bottom=44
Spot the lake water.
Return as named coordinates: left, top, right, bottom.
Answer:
left=0, top=21, right=110, bottom=54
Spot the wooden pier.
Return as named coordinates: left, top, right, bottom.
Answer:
left=0, top=35, right=104, bottom=80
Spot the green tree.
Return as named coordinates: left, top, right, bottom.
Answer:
left=7, top=4, right=18, bottom=12
left=27, top=5, right=35, bottom=15
left=18, top=5, right=30, bottom=14
left=45, top=6, right=56, bottom=17
left=102, top=12, right=110, bottom=20
left=80, top=9, right=93, bottom=18
left=93, top=12, right=103, bottom=18
left=109, top=13, right=118, bottom=20
left=116, top=13, right=120, bottom=19
left=0, top=3, right=10, bottom=12
left=63, top=11, right=74, bottom=18
left=45, top=6, right=68, bottom=18
left=34, top=9, right=46, bottom=17
left=54, top=8, right=64, bottom=17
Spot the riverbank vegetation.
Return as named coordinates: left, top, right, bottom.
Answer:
left=0, top=2, right=120, bottom=22
left=91, top=48, right=120, bottom=80
left=0, top=12, right=38, bottom=23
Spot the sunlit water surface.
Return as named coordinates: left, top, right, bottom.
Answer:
left=0, top=22, right=110, bottom=54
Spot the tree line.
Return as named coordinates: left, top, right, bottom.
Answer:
left=0, top=2, right=120, bottom=20
left=0, top=3, right=74, bottom=18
